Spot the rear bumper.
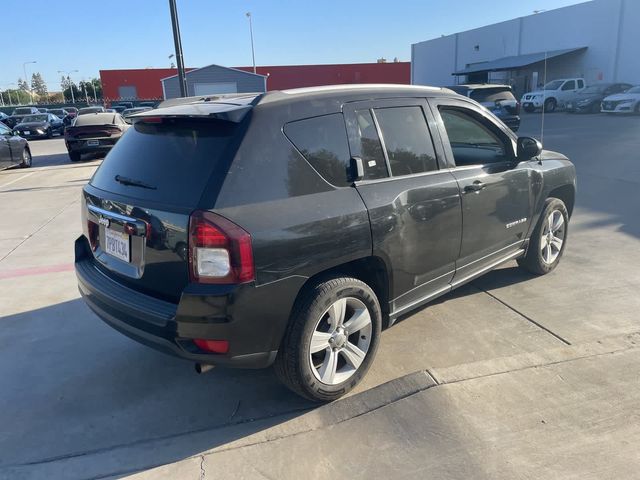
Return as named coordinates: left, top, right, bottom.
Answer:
left=75, top=236, right=302, bottom=368
left=498, top=115, right=520, bottom=131
left=66, top=138, right=119, bottom=154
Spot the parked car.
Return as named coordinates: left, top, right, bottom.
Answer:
left=122, top=107, right=153, bottom=120
left=63, top=107, right=78, bottom=126
left=138, top=101, right=158, bottom=108
left=0, top=121, right=31, bottom=170
left=110, top=105, right=127, bottom=114
left=13, top=113, right=65, bottom=139
left=75, top=86, right=576, bottom=401
left=565, top=83, right=633, bottom=113
left=65, top=112, right=129, bottom=161
left=5, top=106, right=40, bottom=128
left=48, top=108, right=69, bottom=120
left=114, top=102, right=134, bottom=109
left=448, top=84, right=520, bottom=131
left=601, top=86, right=640, bottom=114
left=521, top=78, right=586, bottom=112
left=78, top=106, right=106, bottom=116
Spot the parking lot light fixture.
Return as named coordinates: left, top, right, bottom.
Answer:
left=22, top=61, right=37, bottom=104
left=58, top=70, right=79, bottom=104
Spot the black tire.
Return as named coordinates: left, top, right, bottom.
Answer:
left=518, top=198, right=569, bottom=275
left=46, top=128, right=52, bottom=139
left=543, top=98, right=557, bottom=113
left=274, top=276, right=382, bottom=402
left=20, top=148, right=32, bottom=168
left=524, top=104, right=536, bottom=113
left=591, top=102, right=601, bottom=114
left=69, top=151, right=81, bottom=162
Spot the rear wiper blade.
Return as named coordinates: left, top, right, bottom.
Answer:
left=114, top=175, right=157, bottom=190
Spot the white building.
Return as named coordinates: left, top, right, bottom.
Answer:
left=411, top=0, right=639, bottom=96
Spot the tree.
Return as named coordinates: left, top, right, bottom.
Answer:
left=61, top=75, right=80, bottom=103
left=17, top=78, right=29, bottom=91
left=79, top=78, right=103, bottom=102
left=31, top=72, right=48, bottom=96
left=0, top=88, right=31, bottom=105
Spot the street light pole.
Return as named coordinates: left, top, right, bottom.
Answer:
left=246, top=12, right=256, bottom=74
left=22, top=61, right=37, bottom=104
left=58, top=70, right=79, bottom=104
left=169, top=0, right=188, bottom=97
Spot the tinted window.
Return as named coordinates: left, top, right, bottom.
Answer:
left=469, top=87, right=515, bottom=103
left=577, top=79, right=584, bottom=88
left=374, top=106, right=438, bottom=176
left=91, top=119, right=239, bottom=207
left=562, top=80, right=576, bottom=91
left=284, top=114, right=351, bottom=187
left=353, top=110, right=388, bottom=180
left=439, top=107, right=510, bottom=166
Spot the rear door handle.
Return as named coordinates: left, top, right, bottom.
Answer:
left=464, top=181, right=486, bottom=193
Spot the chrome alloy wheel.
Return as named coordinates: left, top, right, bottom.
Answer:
left=309, top=297, right=373, bottom=385
left=541, top=210, right=565, bottom=264
left=22, top=149, right=31, bottom=167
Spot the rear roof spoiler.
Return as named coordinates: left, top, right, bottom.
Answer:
left=132, top=93, right=264, bottom=123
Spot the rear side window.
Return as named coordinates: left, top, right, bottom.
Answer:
left=284, top=113, right=351, bottom=187
left=373, top=106, right=438, bottom=176
left=90, top=119, right=239, bottom=207
left=562, top=80, right=576, bottom=91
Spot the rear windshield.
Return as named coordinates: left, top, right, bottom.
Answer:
left=470, top=87, right=515, bottom=103
left=90, top=119, right=238, bottom=207
left=13, top=108, right=32, bottom=115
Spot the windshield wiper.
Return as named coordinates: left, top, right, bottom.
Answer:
left=114, top=175, right=157, bottom=190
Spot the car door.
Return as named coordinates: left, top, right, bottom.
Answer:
left=344, top=98, right=462, bottom=316
left=0, top=122, right=13, bottom=169
left=429, top=97, right=534, bottom=284
left=559, top=80, right=577, bottom=102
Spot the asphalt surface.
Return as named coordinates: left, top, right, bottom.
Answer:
left=0, top=113, right=639, bottom=479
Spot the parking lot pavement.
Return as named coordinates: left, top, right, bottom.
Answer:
left=1, top=113, right=639, bottom=479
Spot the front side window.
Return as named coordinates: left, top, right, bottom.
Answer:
left=373, top=106, right=438, bottom=176
left=353, top=109, right=388, bottom=180
left=439, top=107, right=511, bottom=167
left=562, top=80, right=576, bottom=91
left=0, top=123, right=10, bottom=135
left=284, top=113, right=351, bottom=187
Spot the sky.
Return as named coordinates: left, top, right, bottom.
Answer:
left=1, top=0, right=584, bottom=91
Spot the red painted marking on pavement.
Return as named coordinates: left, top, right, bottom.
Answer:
left=0, top=263, right=75, bottom=280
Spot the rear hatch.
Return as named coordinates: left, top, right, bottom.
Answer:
left=81, top=97, right=256, bottom=302
left=470, top=87, right=520, bottom=115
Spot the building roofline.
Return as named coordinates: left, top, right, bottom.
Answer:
left=160, top=63, right=267, bottom=82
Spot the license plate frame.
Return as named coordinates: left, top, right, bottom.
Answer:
left=87, top=139, right=100, bottom=147
left=104, top=227, right=131, bottom=263
left=24, top=131, right=31, bottom=135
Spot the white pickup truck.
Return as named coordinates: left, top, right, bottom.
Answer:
left=521, top=78, right=586, bottom=112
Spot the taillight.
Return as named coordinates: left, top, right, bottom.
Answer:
left=193, top=339, right=229, bottom=354
left=87, top=220, right=98, bottom=251
left=188, top=211, right=254, bottom=284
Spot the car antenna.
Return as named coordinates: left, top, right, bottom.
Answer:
left=540, top=51, right=547, bottom=148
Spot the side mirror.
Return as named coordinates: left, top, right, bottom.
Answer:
left=350, top=156, right=364, bottom=182
left=517, top=137, right=542, bottom=160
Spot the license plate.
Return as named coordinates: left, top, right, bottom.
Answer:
left=87, top=140, right=100, bottom=146
left=104, top=228, right=130, bottom=262
left=24, top=131, right=31, bottom=135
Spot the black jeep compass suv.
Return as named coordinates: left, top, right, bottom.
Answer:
left=75, top=85, right=576, bottom=401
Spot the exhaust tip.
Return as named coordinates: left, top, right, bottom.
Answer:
left=195, top=363, right=215, bottom=374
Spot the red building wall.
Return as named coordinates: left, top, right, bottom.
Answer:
left=100, top=62, right=410, bottom=101
left=235, top=62, right=410, bottom=90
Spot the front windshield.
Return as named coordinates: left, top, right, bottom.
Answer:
left=626, top=86, right=640, bottom=94
left=543, top=80, right=564, bottom=90
left=50, top=110, right=65, bottom=116
left=22, top=115, right=48, bottom=123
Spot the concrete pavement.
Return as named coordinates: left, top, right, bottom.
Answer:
left=1, top=113, right=639, bottom=479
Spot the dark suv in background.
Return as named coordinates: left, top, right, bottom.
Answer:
left=448, top=84, right=521, bottom=131
left=75, top=85, right=575, bottom=401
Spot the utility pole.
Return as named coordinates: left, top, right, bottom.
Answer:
left=169, top=0, right=188, bottom=97
left=58, top=70, right=79, bottom=104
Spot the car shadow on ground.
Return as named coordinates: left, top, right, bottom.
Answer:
left=27, top=152, right=104, bottom=169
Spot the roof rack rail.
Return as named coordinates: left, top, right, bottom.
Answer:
left=157, top=93, right=263, bottom=109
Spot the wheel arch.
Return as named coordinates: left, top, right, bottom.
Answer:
left=548, top=184, right=575, bottom=218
